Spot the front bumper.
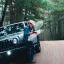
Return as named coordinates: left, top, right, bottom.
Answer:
left=0, top=46, right=27, bottom=62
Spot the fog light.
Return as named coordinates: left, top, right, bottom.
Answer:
left=7, top=51, right=11, bottom=56
left=13, top=39, right=17, bottom=44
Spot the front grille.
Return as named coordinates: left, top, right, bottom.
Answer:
left=0, top=40, right=26, bottom=52
left=0, top=40, right=16, bottom=52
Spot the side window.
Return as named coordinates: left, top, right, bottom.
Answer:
left=12, top=24, right=20, bottom=32
left=19, top=23, right=24, bottom=29
left=5, top=25, right=12, bottom=33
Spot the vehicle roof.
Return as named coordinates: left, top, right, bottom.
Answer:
left=0, top=21, right=26, bottom=28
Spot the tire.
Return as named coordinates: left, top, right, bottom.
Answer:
left=35, top=43, right=41, bottom=53
left=27, top=41, right=34, bottom=62
left=35, top=35, right=41, bottom=53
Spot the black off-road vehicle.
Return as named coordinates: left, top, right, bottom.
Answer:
left=0, top=22, right=41, bottom=63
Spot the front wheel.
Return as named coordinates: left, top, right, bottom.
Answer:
left=35, top=43, right=41, bottom=53
left=35, top=35, right=41, bottom=53
left=27, top=41, right=34, bottom=62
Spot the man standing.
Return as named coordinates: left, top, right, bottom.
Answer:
left=24, top=21, right=35, bottom=61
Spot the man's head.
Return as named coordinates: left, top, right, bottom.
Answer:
left=28, top=20, right=35, bottom=26
left=28, top=22, right=33, bottom=28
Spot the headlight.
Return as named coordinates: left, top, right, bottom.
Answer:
left=13, top=38, right=17, bottom=44
left=7, top=50, right=11, bottom=56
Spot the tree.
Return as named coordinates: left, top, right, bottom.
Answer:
left=0, top=0, right=8, bottom=27
left=43, top=0, right=64, bottom=40
left=15, top=0, right=48, bottom=20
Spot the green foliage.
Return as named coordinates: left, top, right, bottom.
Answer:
left=15, top=0, right=49, bottom=19
left=49, top=0, right=64, bottom=11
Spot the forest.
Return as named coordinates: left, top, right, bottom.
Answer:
left=0, top=0, right=64, bottom=40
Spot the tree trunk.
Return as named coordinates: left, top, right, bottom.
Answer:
left=49, top=22, right=53, bottom=40
left=24, top=8, right=28, bottom=21
left=0, top=0, right=8, bottom=27
left=58, top=20, right=61, bottom=40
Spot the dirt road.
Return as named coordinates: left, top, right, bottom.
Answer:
left=33, top=41, right=64, bottom=64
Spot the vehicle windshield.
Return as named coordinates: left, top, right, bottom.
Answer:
left=5, top=23, right=24, bottom=34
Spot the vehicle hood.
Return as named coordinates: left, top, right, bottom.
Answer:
left=0, top=31, right=24, bottom=41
